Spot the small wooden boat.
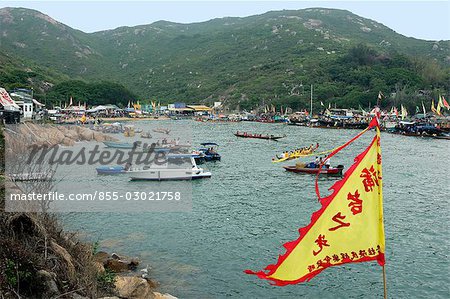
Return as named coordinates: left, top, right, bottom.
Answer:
left=283, top=165, right=344, bottom=176
left=96, top=165, right=127, bottom=175
left=103, top=141, right=135, bottom=149
left=234, top=132, right=286, bottom=140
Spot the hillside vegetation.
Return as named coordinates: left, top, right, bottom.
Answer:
left=0, top=7, right=449, bottom=110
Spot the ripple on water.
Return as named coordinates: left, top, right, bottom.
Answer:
left=62, top=121, right=450, bottom=298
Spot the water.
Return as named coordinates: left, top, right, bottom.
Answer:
left=62, top=120, right=449, bottom=298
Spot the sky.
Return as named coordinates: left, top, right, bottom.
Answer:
left=0, top=1, right=449, bottom=40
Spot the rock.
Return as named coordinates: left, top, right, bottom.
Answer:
left=36, top=270, right=59, bottom=297
left=50, top=240, right=76, bottom=281
left=79, top=128, right=94, bottom=141
left=95, top=261, right=106, bottom=274
left=115, top=276, right=154, bottom=299
left=61, top=137, right=76, bottom=146
left=105, top=259, right=130, bottom=273
left=111, top=252, right=122, bottom=260
left=93, top=131, right=106, bottom=142
left=94, top=251, right=110, bottom=264
left=70, top=293, right=89, bottom=299
left=153, top=292, right=178, bottom=299
left=129, top=258, right=140, bottom=270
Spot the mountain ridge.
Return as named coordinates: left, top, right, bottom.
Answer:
left=0, top=7, right=449, bottom=109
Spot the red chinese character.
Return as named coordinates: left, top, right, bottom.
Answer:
left=323, top=256, right=332, bottom=264
left=377, top=153, right=382, bottom=165
left=359, top=249, right=367, bottom=257
left=368, top=247, right=376, bottom=255
left=351, top=251, right=359, bottom=259
left=308, top=265, right=315, bottom=272
left=340, top=252, right=350, bottom=261
left=329, top=212, right=350, bottom=231
left=317, top=260, right=324, bottom=268
left=360, top=165, right=380, bottom=192
left=332, top=254, right=340, bottom=262
left=347, top=190, right=363, bottom=215
left=313, top=234, right=330, bottom=256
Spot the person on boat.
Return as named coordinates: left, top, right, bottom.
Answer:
left=316, top=142, right=320, bottom=149
left=319, top=157, right=324, bottom=168
left=325, top=156, right=331, bottom=169
left=124, top=162, right=132, bottom=171
left=314, top=156, right=320, bottom=167
left=132, top=141, right=139, bottom=150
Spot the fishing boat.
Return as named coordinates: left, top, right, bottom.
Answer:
left=198, top=143, right=221, bottom=161
left=234, top=131, right=286, bottom=140
left=283, top=165, right=344, bottom=176
left=128, top=154, right=211, bottom=181
left=96, top=165, right=127, bottom=175
left=103, top=141, right=135, bottom=149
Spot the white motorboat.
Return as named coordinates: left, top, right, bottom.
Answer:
left=128, top=154, right=211, bottom=181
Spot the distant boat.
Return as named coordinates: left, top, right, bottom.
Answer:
left=234, top=132, right=286, bottom=140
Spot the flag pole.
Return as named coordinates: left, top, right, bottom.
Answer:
left=382, top=265, right=388, bottom=299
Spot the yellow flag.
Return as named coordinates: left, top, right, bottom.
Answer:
left=436, top=96, right=442, bottom=116
left=246, top=120, right=385, bottom=285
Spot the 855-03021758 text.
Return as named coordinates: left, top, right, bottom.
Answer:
left=9, top=191, right=183, bottom=201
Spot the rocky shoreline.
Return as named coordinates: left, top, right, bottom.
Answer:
left=0, top=124, right=177, bottom=299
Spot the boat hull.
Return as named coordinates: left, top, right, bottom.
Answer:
left=283, top=166, right=343, bottom=175
left=96, top=165, right=126, bottom=175
left=103, top=141, right=134, bottom=149
left=129, top=168, right=211, bottom=181
left=234, top=133, right=284, bottom=140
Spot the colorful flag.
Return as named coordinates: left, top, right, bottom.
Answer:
left=422, top=102, right=426, bottom=116
left=393, top=107, right=399, bottom=117
left=436, top=96, right=442, bottom=116
left=246, top=118, right=385, bottom=285
left=320, top=101, right=324, bottom=107
left=378, top=91, right=384, bottom=101
left=431, top=100, right=437, bottom=114
left=69, top=96, right=73, bottom=107
left=442, top=96, right=450, bottom=110
left=401, top=105, right=408, bottom=120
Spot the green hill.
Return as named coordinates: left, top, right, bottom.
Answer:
left=0, top=7, right=449, bottom=109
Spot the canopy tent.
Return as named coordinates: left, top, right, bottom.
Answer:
left=32, top=99, right=45, bottom=107
left=0, top=88, right=21, bottom=111
left=187, top=105, right=212, bottom=112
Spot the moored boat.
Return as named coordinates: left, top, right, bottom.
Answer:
left=128, top=154, right=211, bottom=181
left=96, top=165, right=127, bottom=175
left=103, top=141, right=135, bottom=149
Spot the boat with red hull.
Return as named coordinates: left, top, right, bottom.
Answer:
left=234, top=132, right=286, bottom=140
left=283, top=165, right=344, bottom=176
